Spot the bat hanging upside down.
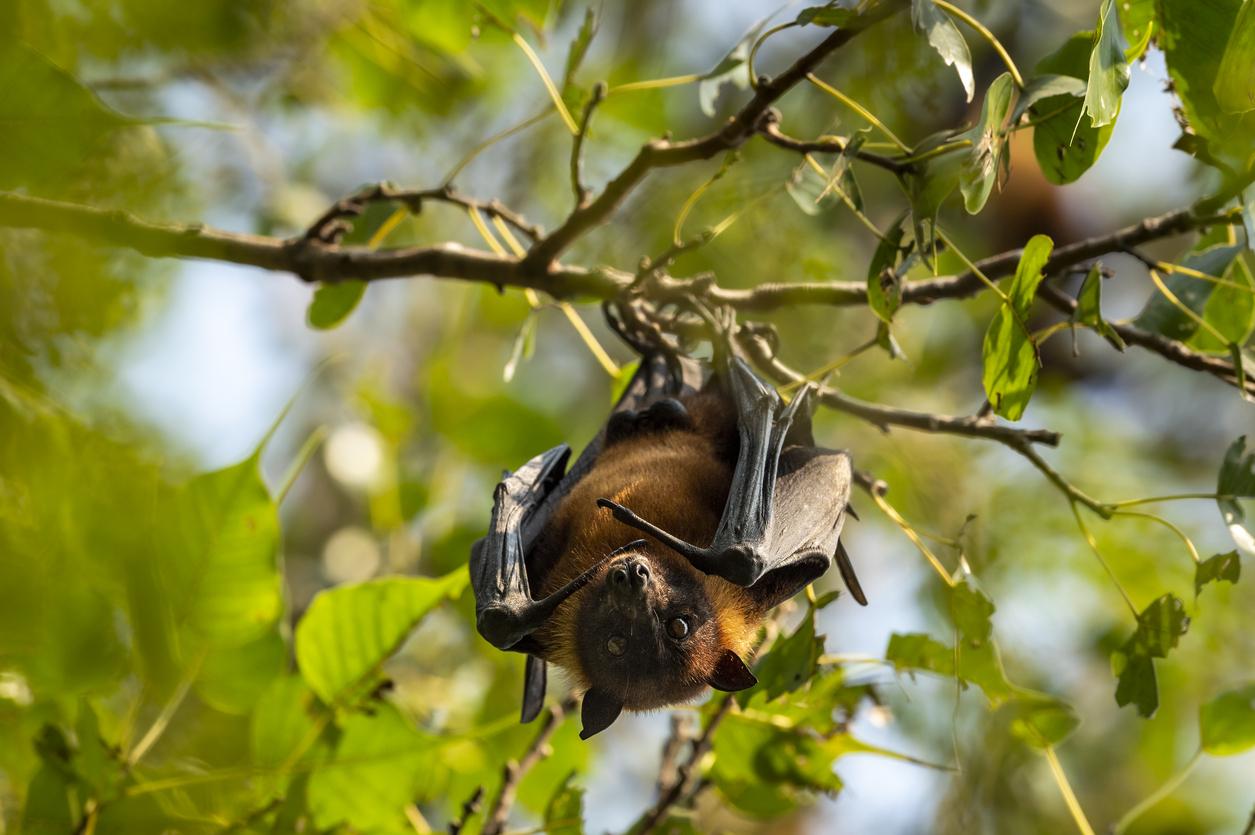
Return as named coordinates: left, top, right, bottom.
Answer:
left=470, top=350, right=865, bottom=739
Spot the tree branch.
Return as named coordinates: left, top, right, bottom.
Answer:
left=480, top=697, right=576, bottom=835
left=635, top=697, right=734, bottom=835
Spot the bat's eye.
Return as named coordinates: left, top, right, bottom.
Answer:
left=606, top=635, right=627, bottom=656
left=666, top=617, right=690, bottom=640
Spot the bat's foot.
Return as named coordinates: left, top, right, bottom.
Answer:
left=605, top=398, right=693, bottom=445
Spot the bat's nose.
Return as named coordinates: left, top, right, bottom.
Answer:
left=609, top=558, right=650, bottom=594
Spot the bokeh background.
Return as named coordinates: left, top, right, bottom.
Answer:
left=2, top=0, right=1253, bottom=832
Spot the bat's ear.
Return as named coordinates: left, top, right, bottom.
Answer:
left=707, top=649, right=757, bottom=692
left=579, top=688, right=623, bottom=739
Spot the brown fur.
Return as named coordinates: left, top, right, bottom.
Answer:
left=532, top=391, right=765, bottom=709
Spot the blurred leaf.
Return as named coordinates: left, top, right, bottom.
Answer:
left=544, top=771, right=584, bottom=835
left=561, top=6, right=598, bottom=92
left=796, top=4, right=860, bottom=27
left=949, top=579, right=995, bottom=646
left=308, top=281, right=367, bottom=330
left=1031, top=32, right=1115, bottom=184
left=175, top=454, right=283, bottom=648
left=786, top=161, right=841, bottom=216
left=611, top=358, right=641, bottom=404
left=698, top=17, right=770, bottom=117
left=196, top=630, right=287, bottom=715
left=960, top=72, right=1016, bottom=214
left=1118, top=0, right=1156, bottom=60
left=752, top=606, right=824, bottom=703
left=1112, top=594, right=1190, bottom=717
left=503, top=314, right=538, bottom=382
left=1195, top=550, right=1241, bottom=596
left=982, top=235, right=1052, bottom=420
left=911, top=0, right=974, bottom=102
left=1189, top=257, right=1255, bottom=353
left=74, top=702, right=122, bottom=800
left=1199, top=683, right=1255, bottom=755
left=1214, top=0, right=1255, bottom=113
left=1159, top=0, right=1255, bottom=174
left=306, top=702, right=438, bottom=831
left=817, top=133, right=865, bottom=211
left=900, top=131, right=963, bottom=259
left=250, top=676, right=324, bottom=772
left=1004, top=697, right=1080, bottom=748
left=21, top=762, right=77, bottom=835
left=1082, top=0, right=1130, bottom=128
left=1074, top=265, right=1126, bottom=350
left=0, top=40, right=129, bottom=190
left=866, top=212, right=907, bottom=323
left=1217, top=435, right=1255, bottom=556
left=295, top=572, right=468, bottom=706
left=1133, top=243, right=1244, bottom=341
left=886, top=632, right=1017, bottom=702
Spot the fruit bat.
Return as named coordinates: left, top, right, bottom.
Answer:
left=469, top=347, right=864, bottom=739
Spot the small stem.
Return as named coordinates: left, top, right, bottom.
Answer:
left=1110, top=492, right=1234, bottom=508
left=275, top=426, right=328, bottom=505
left=779, top=336, right=878, bottom=394
left=1112, top=509, right=1201, bottom=564
left=608, top=73, right=702, bottom=94
left=1071, top=501, right=1138, bottom=618
left=894, top=138, right=973, bottom=166
left=806, top=73, right=910, bottom=151
left=869, top=489, right=956, bottom=587
left=128, top=653, right=204, bottom=765
left=1148, top=267, right=1233, bottom=346
left=1111, top=749, right=1203, bottom=834
left=933, top=0, right=1025, bottom=88
left=443, top=109, right=552, bottom=185
left=748, top=22, right=798, bottom=90
left=801, top=154, right=886, bottom=239
left=1043, top=746, right=1097, bottom=835
left=511, top=33, right=579, bottom=134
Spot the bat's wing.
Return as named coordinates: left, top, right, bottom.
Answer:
left=472, top=351, right=704, bottom=722
left=598, top=356, right=866, bottom=610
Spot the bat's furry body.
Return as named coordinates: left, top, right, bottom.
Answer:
left=470, top=351, right=861, bottom=738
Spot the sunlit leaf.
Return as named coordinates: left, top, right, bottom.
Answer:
left=1217, top=435, right=1255, bottom=556
left=960, top=73, right=1017, bottom=214
left=698, top=17, right=770, bottom=117
left=752, top=606, right=824, bottom=703
left=251, top=675, right=324, bottom=771
left=1133, top=243, right=1244, bottom=341
left=295, top=572, right=468, bottom=706
left=306, top=702, right=438, bottom=831
left=796, top=4, right=860, bottom=27
left=1118, top=0, right=1156, bottom=60
left=867, top=215, right=907, bottom=323
left=1215, top=0, right=1255, bottom=113
left=1112, top=594, right=1190, bottom=717
left=1082, top=0, right=1130, bottom=128
left=949, top=579, right=995, bottom=646
left=982, top=235, right=1052, bottom=420
left=1003, top=696, right=1080, bottom=748
left=885, top=632, right=1017, bottom=702
left=911, top=0, right=974, bottom=102
left=196, top=630, right=287, bottom=715
left=1199, top=684, right=1255, bottom=755
left=711, top=712, right=842, bottom=818
left=1013, top=74, right=1086, bottom=122
left=1189, top=257, right=1255, bottom=353
left=1030, top=32, right=1115, bottom=184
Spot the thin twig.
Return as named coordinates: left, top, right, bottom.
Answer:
left=655, top=713, right=696, bottom=797
left=758, top=117, right=907, bottom=173
left=448, top=786, right=484, bottom=835
left=481, top=697, right=576, bottom=835
left=570, top=82, right=607, bottom=208
left=636, top=697, right=734, bottom=835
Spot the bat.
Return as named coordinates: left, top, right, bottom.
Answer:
left=469, top=344, right=864, bottom=739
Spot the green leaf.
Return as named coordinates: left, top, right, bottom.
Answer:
left=796, top=4, right=860, bottom=27
left=949, top=579, right=995, bottom=646
left=982, top=235, right=1052, bottom=420
left=900, top=132, right=964, bottom=260
left=1113, top=594, right=1191, bottom=717
left=295, top=572, right=468, bottom=706
left=817, top=133, right=866, bottom=212
left=1195, top=550, right=1241, bottom=596
left=1003, top=696, right=1081, bottom=748
left=960, top=73, right=1017, bottom=214
left=885, top=632, right=1017, bottom=702
left=911, top=0, right=974, bottom=102
left=1199, top=684, right=1255, bottom=755
left=866, top=214, right=907, bottom=323
left=20, top=763, right=76, bottom=835
left=1082, top=0, right=1131, bottom=128
left=196, top=629, right=287, bottom=715
left=250, top=676, right=324, bottom=770
left=1074, top=265, right=1127, bottom=350
left=1215, top=0, right=1255, bottom=113
left=1013, top=74, right=1086, bottom=122
left=175, top=455, right=283, bottom=648
left=698, top=18, right=770, bottom=117
left=0, top=41, right=131, bottom=189
left=1189, top=257, right=1255, bottom=353
left=1159, top=0, right=1255, bottom=173
left=544, top=772, right=584, bottom=835
left=561, top=6, right=599, bottom=92
left=1133, top=243, right=1244, bottom=341
left=1118, top=0, right=1156, bottom=60
left=786, top=160, right=841, bottom=216
left=1030, top=33, right=1115, bottom=184
left=1217, top=435, right=1255, bottom=556
left=752, top=607, right=824, bottom=703
left=711, top=712, right=843, bottom=818
left=308, top=281, right=367, bottom=330
left=306, top=702, right=438, bottom=831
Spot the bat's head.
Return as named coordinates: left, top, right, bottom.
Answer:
left=563, top=544, right=758, bottom=739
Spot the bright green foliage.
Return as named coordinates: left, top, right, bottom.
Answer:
left=1217, top=435, right=1255, bottom=556
left=982, top=234, right=1052, bottom=420
left=1195, top=550, right=1242, bottom=596
left=912, top=0, right=974, bottom=102
left=544, top=772, right=585, bottom=835
left=1134, top=242, right=1247, bottom=342
left=295, top=572, right=468, bottom=706
left=308, top=280, right=368, bottom=330
left=960, top=73, right=1017, bottom=214
left=1082, top=0, right=1130, bottom=128
left=1031, top=32, right=1115, bottom=184
left=1074, top=265, right=1126, bottom=350
left=751, top=606, right=824, bottom=703
left=1200, top=684, right=1255, bottom=755
left=1112, top=594, right=1191, bottom=717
